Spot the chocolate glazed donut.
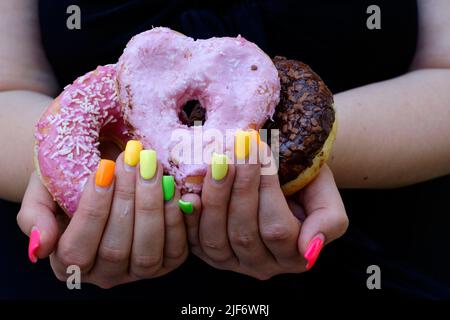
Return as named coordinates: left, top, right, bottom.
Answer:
left=265, top=56, right=336, bottom=195
left=181, top=56, right=336, bottom=195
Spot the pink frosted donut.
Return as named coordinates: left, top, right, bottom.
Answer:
left=118, top=27, right=280, bottom=192
left=35, top=65, right=130, bottom=215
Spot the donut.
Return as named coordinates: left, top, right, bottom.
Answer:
left=117, top=27, right=280, bottom=193
left=265, top=56, right=336, bottom=196
left=34, top=65, right=130, bottom=215
left=34, top=27, right=336, bottom=215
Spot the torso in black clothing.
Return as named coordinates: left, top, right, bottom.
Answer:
left=5, top=0, right=444, bottom=299
left=39, top=0, right=417, bottom=93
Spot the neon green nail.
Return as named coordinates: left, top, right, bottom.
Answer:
left=162, top=175, right=175, bottom=201
left=178, top=200, right=193, bottom=215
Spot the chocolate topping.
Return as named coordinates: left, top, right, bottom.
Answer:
left=264, top=56, right=335, bottom=184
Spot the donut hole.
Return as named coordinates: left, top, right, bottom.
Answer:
left=98, top=140, right=122, bottom=161
left=179, top=99, right=206, bottom=127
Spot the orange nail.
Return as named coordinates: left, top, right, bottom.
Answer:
left=95, top=159, right=115, bottom=188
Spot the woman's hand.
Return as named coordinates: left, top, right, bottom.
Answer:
left=184, top=143, right=348, bottom=280
left=17, top=145, right=188, bottom=288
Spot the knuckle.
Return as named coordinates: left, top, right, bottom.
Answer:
left=132, top=254, right=162, bottom=271
left=77, top=203, right=107, bottom=222
left=53, top=270, right=68, bottom=282
left=233, top=174, right=257, bottom=193
left=164, top=214, right=183, bottom=229
left=338, top=214, right=350, bottom=236
left=260, top=223, right=293, bottom=242
left=114, top=187, right=135, bottom=202
left=165, top=245, right=188, bottom=262
left=136, top=201, right=163, bottom=216
left=259, top=177, right=277, bottom=190
left=98, top=246, right=129, bottom=264
left=201, top=238, right=228, bottom=251
left=230, top=231, right=258, bottom=249
left=57, top=245, right=92, bottom=272
left=252, top=271, right=273, bottom=281
left=16, top=210, right=26, bottom=230
left=91, top=279, right=118, bottom=290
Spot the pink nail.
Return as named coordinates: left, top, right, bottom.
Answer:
left=28, top=228, right=40, bottom=264
left=304, top=235, right=324, bottom=270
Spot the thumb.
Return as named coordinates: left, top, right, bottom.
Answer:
left=296, top=165, right=348, bottom=269
left=17, top=172, right=60, bottom=263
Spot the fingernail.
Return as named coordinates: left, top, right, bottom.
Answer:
left=124, top=140, right=143, bottom=170
left=162, top=175, right=175, bottom=201
left=304, top=235, right=324, bottom=270
left=211, top=152, right=228, bottom=181
left=95, top=159, right=115, bottom=188
left=178, top=199, right=193, bottom=215
left=140, top=149, right=157, bottom=180
left=28, top=227, right=40, bottom=264
left=235, top=129, right=260, bottom=160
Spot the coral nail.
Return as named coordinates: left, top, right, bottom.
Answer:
left=162, top=175, right=175, bottom=201
left=211, top=152, right=228, bottom=181
left=304, top=236, right=324, bottom=270
left=124, top=140, right=143, bottom=167
left=95, top=159, right=115, bottom=188
left=140, top=149, right=157, bottom=180
left=28, top=228, right=40, bottom=264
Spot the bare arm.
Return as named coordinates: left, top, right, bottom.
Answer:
left=0, top=0, right=58, bottom=201
left=329, top=0, right=450, bottom=188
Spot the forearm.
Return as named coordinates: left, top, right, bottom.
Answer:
left=329, top=68, right=450, bottom=188
left=0, top=91, right=52, bottom=202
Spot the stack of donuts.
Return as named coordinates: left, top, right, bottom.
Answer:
left=34, top=27, right=336, bottom=215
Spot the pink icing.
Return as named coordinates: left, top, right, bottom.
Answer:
left=35, top=65, right=129, bottom=215
left=118, top=27, right=280, bottom=192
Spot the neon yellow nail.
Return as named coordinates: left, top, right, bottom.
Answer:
left=140, top=150, right=157, bottom=180
left=124, top=140, right=143, bottom=167
left=234, top=130, right=259, bottom=160
left=211, top=153, right=228, bottom=181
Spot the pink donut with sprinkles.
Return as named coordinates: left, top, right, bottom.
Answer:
left=34, top=65, right=130, bottom=215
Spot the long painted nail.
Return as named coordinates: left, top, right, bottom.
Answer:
left=28, top=228, right=40, bottom=264
left=178, top=199, right=193, bottom=215
left=95, top=159, right=115, bottom=188
left=140, top=149, right=157, bottom=180
left=304, top=235, right=324, bottom=270
left=235, top=129, right=260, bottom=160
left=124, top=140, right=143, bottom=170
left=162, top=175, right=175, bottom=201
left=211, top=152, right=228, bottom=181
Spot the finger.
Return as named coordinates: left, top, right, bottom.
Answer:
left=163, top=187, right=188, bottom=269
left=258, top=143, right=301, bottom=262
left=199, top=155, right=236, bottom=263
left=228, top=132, right=273, bottom=266
left=130, top=155, right=165, bottom=278
left=182, top=193, right=202, bottom=247
left=92, top=152, right=136, bottom=280
left=297, top=165, right=349, bottom=267
left=54, top=159, right=115, bottom=274
left=17, top=172, right=59, bottom=261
